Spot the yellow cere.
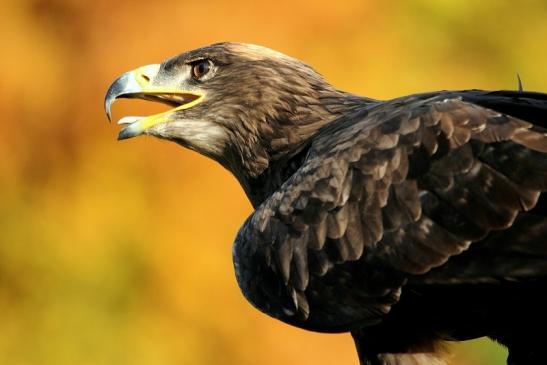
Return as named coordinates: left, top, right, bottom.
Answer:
left=134, top=64, right=161, bottom=88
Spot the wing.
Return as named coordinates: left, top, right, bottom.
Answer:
left=233, top=91, right=547, bottom=332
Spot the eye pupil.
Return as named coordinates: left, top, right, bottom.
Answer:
left=193, top=60, right=211, bottom=80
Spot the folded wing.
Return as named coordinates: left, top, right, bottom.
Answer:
left=234, top=91, right=547, bottom=331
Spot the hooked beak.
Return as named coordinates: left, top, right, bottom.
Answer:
left=104, top=64, right=204, bottom=140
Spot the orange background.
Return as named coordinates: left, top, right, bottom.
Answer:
left=1, top=1, right=546, bottom=364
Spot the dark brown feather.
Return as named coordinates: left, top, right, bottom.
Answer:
left=234, top=91, right=547, bottom=336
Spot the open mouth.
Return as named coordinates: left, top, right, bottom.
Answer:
left=115, top=94, right=201, bottom=126
left=115, top=92, right=204, bottom=140
left=120, top=92, right=202, bottom=109
left=104, top=65, right=204, bottom=140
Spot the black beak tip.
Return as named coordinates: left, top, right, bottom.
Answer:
left=105, top=95, right=114, bottom=123
left=105, top=71, right=134, bottom=123
left=117, top=128, right=133, bottom=141
left=117, top=123, right=142, bottom=141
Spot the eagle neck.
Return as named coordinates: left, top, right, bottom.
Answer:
left=239, top=93, right=375, bottom=207
left=243, top=143, right=311, bottom=208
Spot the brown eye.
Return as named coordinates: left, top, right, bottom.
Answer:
left=192, top=60, right=212, bottom=80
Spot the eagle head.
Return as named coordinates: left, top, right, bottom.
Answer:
left=105, top=43, right=357, bottom=185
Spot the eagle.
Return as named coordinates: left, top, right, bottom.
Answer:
left=105, top=43, right=547, bottom=365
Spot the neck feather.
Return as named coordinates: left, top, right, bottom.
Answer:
left=227, top=91, right=374, bottom=207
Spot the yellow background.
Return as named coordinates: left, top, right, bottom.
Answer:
left=1, top=1, right=546, bottom=364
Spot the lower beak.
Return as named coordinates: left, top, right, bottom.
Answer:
left=104, top=64, right=204, bottom=140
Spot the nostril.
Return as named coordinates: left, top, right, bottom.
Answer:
left=141, top=74, right=150, bottom=82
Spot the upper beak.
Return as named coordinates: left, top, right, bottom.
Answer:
left=105, top=64, right=204, bottom=140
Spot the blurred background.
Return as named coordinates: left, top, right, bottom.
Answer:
left=1, top=0, right=546, bottom=364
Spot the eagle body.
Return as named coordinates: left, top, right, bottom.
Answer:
left=106, top=43, right=547, bottom=365
left=233, top=90, right=547, bottom=364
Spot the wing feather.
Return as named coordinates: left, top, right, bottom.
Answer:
left=234, top=92, right=547, bottom=330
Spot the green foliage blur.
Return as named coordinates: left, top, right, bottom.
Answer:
left=1, top=1, right=546, bottom=364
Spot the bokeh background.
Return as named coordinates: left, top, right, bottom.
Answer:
left=1, top=1, right=546, bottom=364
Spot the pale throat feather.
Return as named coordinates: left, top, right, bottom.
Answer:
left=151, top=119, right=229, bottom=157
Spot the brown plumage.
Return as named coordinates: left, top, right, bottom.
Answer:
left=105, top=43, right=547, bottom=365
